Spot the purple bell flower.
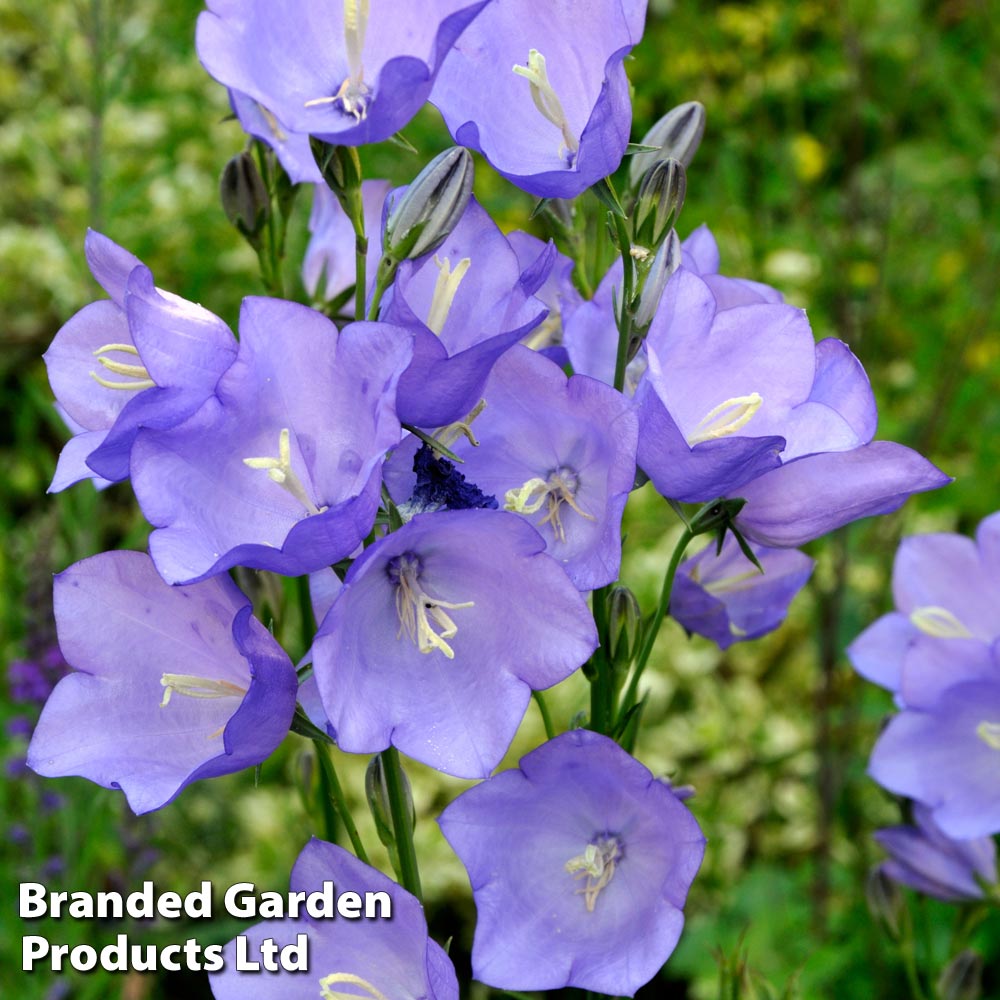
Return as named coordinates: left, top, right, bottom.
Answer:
left=44, top=231, right=237, bottom=488
left=848, top=513, right=1000, bottom=704
left=380, top=195, right=553, bottom=427
left=311, top=509, right=597, bottom=778
left=131, top=298, right=412, bottom=584
left=438, top=729, right=705, bottom=995
left=196, top=0, right=490, bottom=149
left=228, top=89, right=323, bottom=185
left=431, top=0, right=648, bottom=197
left=671, top=534, right=814, bottom=649
left=210, top=838, right=457, bottom=1000
left=875, top=804, right=997, bottom=902
left=27, top=550, right=297, bottom=815
left=868, top=676, right=1000, bottom=839
left=387, top=345, right=637, bottom=590
left=634, top=268, right=950, bottom=540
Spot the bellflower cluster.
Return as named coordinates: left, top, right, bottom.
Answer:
left=848, top=513, right=1000, bottom=840
left=28, top=2, right=960, bottom=996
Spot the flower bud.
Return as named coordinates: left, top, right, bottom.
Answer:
left=634, top=228, right=681, bottom=332
left=365, top=754, right=415, bottom=850
left=220, top=151, right=269, bottom=245
left=937, top=950, right=983, bottom=1000
left=606, top=585, right=641, bottom=667
left=384, top=147, right=474, bottom=262
left=633, top=158, right=686, bottom=250
left=628, top=100, right=706, bottom=190
left=865, top=865, right=903, bottom=939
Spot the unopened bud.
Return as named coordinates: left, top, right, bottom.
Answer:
left=937, top=950, right=983, bottom=1000
left=365, top=755, right=415, bottom=850
left=633, top=158, right=686, bottom=249
left=606, top=585, right=641, bottom=666
left=384, top=147, right=474, bottom=262
left=865, top=866, right=904, bottom=939
left=634, top=229, right=681, bottom=331
left=220, top=152, right=269, bottom=244
left=629, top=100, right=706, bottom=190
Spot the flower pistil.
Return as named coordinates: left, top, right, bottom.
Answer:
left=512, top=49, right=579, bottom=165
left=564, top=834, right=622, bottom=912
left=505, top=466, right=594, bottom=543
left=304, top=0, right=372, bottom=122
left=90, top=343, right=155, bottom=391
left=389, top=553, right=474, bottom=659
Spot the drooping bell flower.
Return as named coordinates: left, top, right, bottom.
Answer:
left=387, top=345, right=637, bottom=590
left=438, top=729, right=705, bottom=995
left=848, top=513, right=1000, bottom=705
left=311, top=508, right=597, bottom=778
left=303, top=179, right=391, bottom=305
left=635, top=268, right=949, bottom=539
left=671, top=534, right=814, bottom=649
left=431, top=0, right=648, bottom=198
left=875, top=804, right=997, bottom=902
left=44, top=230, right=237, bottom=488
left=131, top=297, right=412, bottom=585
left=196, top=0, right=490, bottom=150
left=209, top=838, right=458, bottom=1000
left=868, top=675, right=1000, bottom=839
left=379, top=196, right=553, bottom=427
left=27, top=550, right=297, bottom=815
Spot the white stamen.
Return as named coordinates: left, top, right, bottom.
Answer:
left=426, top=256, right=472, bottom=335
left=319, top=972, right=388, bottom=1000
left=392, top=554, right=473, bottom=660
left=90, top=343, right=155, bottom=391
left=304, top=0, right=371, bottom=122
left=910, top=606, right=974, bottom=639
left=243, top=428, right=327, bottom=516
left=687, top=393, right=763, bottom=446
left=565, top=835, right=622, bottom=912
left=159, top=673, right=246, bottom=709
left=504, top=467, right=595, bottom=543
left=512, top=49, right=579, bottom=163
left=977, top=721, right=1000, bottom=751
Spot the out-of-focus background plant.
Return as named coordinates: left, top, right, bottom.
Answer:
left=2, top=0, right=998, bottom=997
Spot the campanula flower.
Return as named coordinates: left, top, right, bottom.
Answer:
left=848, top=512, right=1000, bottom=704
left=438, top=729, right=705, bottom=995
left=44, top=231, right=237, bottom=488
left=431, top=0, right=648, bottom=197
left=875, top=804, right=997, bottom=902
left=311, top=509, right=597, bottom=778
left=131, top=298, right=412, bottom=584
left=671, top=534, right=814, bottom=649
left=196, top=0, right=490, bottom=149
left=210, top=838, right=458, bottom=1000
left=27, top=550, right=297, bottom=815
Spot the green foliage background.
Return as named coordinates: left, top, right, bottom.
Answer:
left=1, top=0, right=998, bottom=998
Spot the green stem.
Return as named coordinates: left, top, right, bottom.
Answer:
left=532, top=690, right=556, bottom=741
left=355, top=232, right=369, bottom=323
left=313, top=740, right=370, bottom=865
left=380, top=746, right=422, bottom=900
left=617, top=524, right=694, bottom=729
left=588, top=584, right=614, bottom=736
left=611, top=212, right=635, bottom=395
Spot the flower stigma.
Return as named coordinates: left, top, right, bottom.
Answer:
left=304, top=0, right=372, bottom=122
left=388, top=553, right=474, bottom=659
left=512, top=49, right=579, bottom=166
left=909, top=606, right=974, bottom=639
left=243, top=428, right=328, bottom=516
left=435, top=398, right=486, bottom=448
left=426, top=255, right=472, bottom=335
left=89, top=343, right=155, bottom=391
left=687, top=393, right=763, bottom=446
left=319, top=972, right=389, bottom=1000
left=159, top=673, right=246, bottom=708
left=564, top=834, right=623, bottom=912
left=504, top=465, right=595, bottom=543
